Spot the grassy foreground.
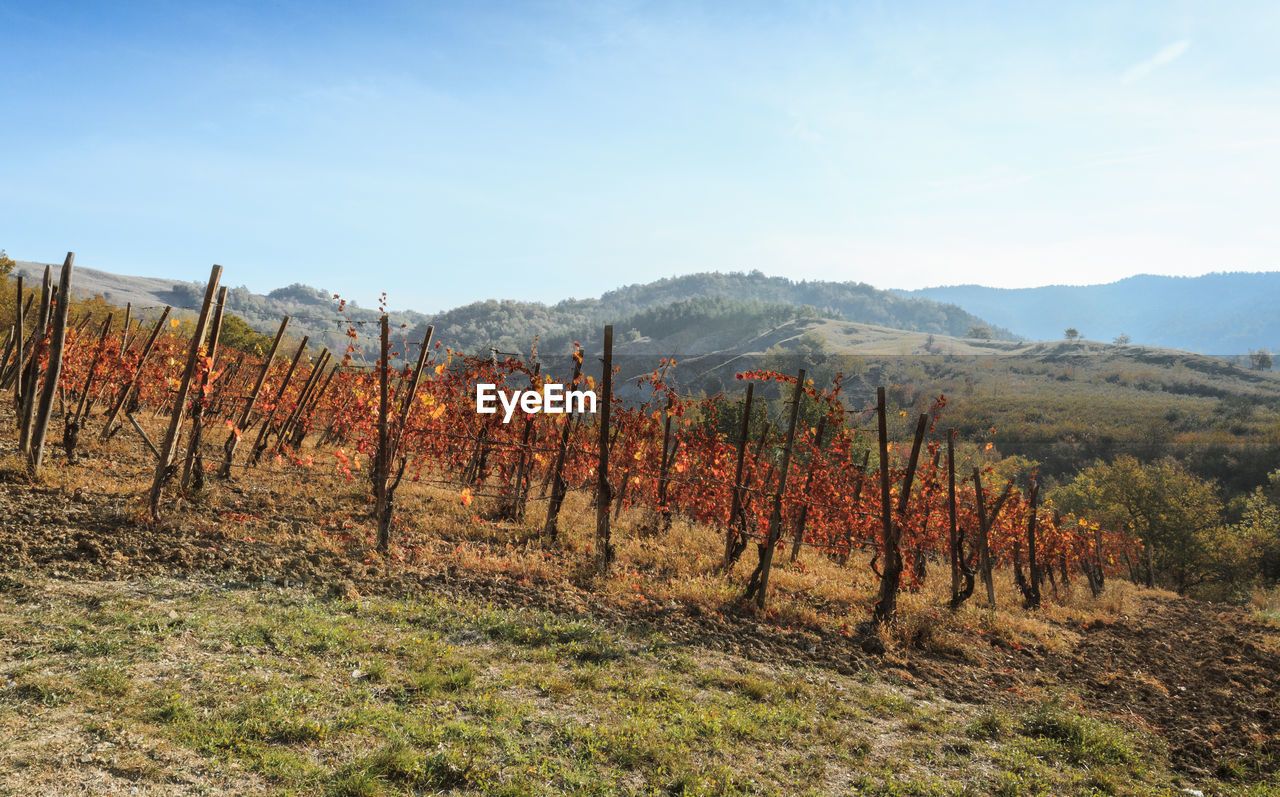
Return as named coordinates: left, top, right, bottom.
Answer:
left=0, top=573, right=1270, bottom=797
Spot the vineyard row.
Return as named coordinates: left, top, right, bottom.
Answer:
left=4, top=259, right=1138, bottom=620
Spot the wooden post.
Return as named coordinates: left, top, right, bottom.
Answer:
left=789, top=414, right=827, bottom=563
left=391, top=326, right=433, bottom=449
left=64, top=312, right=113, bottom=464
left=595, top=325, right=614, bottom=575
left=872, top=387, right=894, bottom=611
left=897, top=415, right=929, bottom=516
left=219, top=315, right=289, bottom=477
left=613, top=464, right=632, bottom=520
left=29, top=254, right=74, bottom=476
left=3, top=292, right=36, bottom=389
left=873, top=408, right=928, bottom=624
left=542, top=345, right=582, bottom=541
left=180, top=286, right=227, bottom=491
left=973, top=471, right=1014, bottom=610
left=1087, top=516, right=1106, bottom=597
left=11, top=275, right=22, bottom=410
left=18, top=266, right=52, bottom=455
left=373, top=316, right=392, bottom=551
left=722, top=382, right=754, bottom=568
left=654, top=397, right=677, bottom=529
left=973, top=469, right=990, bottom=607
left=1025, top=478, right=1041, bottom=609
left=744, top=369, right=805, bottom=608
left=728, top=418, right=773, bottom=568
left=273, top=348, right=330, bottom=455
left=509, top=362, right=539, bottom=521
left=0, top=328, right=13, bottom=395
left=267, top=348, right=327, bottom=457
left=375, top=324, right=434, bottom=553
left=71, top=314, right=113, bottom=427
left=291, top=362, right=339, bottom=449
left=3, top=296, right=37, bottom=393
left=128, top=411, right=162, bottom=458
left=120, top=302, right=132, bottom=356
left=248, top=334, right=308, bottom=465
left=148, top=265, right=221, bottom=519
left=99, top=307, right=172, bottom=439
left=947, top=431, right=959, bottom=603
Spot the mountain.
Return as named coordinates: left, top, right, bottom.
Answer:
left=898, top=272, right=1280, bottom=354
left=406, top=271, right=1014, bottom=357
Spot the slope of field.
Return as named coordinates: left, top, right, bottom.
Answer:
left=0, top=407, right=1277, bottom=794
left=639, top=318, right=1280, bottom=494
left=899, top=272, right=1280, bottom=354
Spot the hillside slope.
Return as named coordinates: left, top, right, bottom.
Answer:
left=616, top=318, right=1280, bottom=494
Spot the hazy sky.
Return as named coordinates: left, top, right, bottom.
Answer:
left=2, top=1, right=1278, bottom=311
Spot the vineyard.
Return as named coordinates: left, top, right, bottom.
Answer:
left=4, top=257, right=1280, bottom=794
left=2, top=258, right=1139, bottom=625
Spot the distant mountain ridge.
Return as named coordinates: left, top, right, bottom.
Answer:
left=898, top=272, right=1280, bottom=354
left=412, top=270, right=1015, bottom=356
left=8, top=263, right=1010, bottom=357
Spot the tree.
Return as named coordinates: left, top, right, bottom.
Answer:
left=1064, top=328, right=1081, bottom=341
left=1113, top=333, right=1131, bottom=345
left=1248, top=349, right=1273, bottom=371
left=794, top=330, right=828, bottom=364
left=967, top=325, right=992, bottom=340
left=0, top=251, right=15, bottom=328
left=1054, top=456, right=1223, bottom=594
left=219, top=313, right=275, bottom=355
left=1212, top=481, right=1280, bottom=600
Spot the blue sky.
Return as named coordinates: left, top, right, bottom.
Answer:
left=2, top=1, right=1278, bottom=312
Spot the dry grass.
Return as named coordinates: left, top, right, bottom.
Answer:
left=22, top=407, right=1168, bottom=671
left=1251, top=586, right=1280, bottom=627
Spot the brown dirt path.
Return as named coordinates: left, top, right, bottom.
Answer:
left=1045, top=595, right=1279, bottom=776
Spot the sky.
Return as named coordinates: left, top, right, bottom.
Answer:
left=2, top=0, right=1279, bottom=312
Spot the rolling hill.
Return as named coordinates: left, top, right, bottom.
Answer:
left=8, top=261, right=1011, bottom=359
left=591, top=316, right=1280, bottom=495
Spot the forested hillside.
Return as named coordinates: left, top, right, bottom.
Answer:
left=411, top=271, right=1012, bottom=356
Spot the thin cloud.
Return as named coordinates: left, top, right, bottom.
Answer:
left=1122, top=40, right=1190, bottom=83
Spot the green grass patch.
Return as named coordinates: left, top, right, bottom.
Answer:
left=0, top=575, right=1262, bottom=796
